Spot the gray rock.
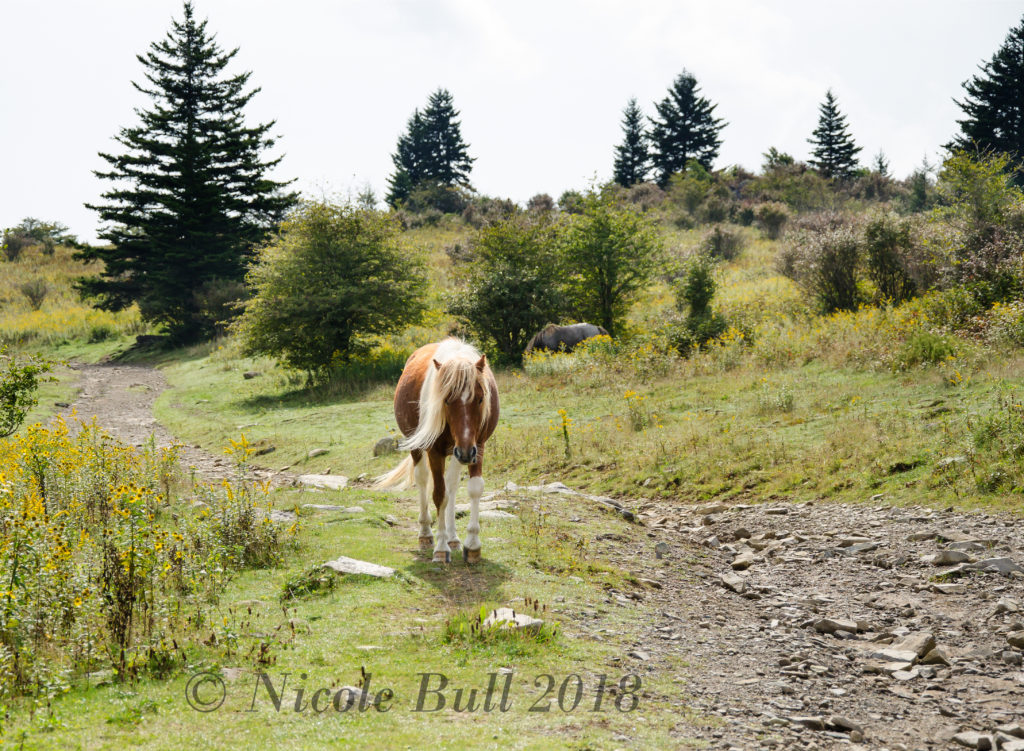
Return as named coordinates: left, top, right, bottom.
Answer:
left=790, top=716, right=826, bottom=731
left=908, top=531, right=936, bottom=541
left=953, top=731, right=992, bottom=750
left=482, top=607, right=544, bottom=633
left=996, top=724, right=1024, bottom=739
left=828, top=715, right=863, bottom=734
left=454, top=499, right=518, bottom=518
left=732, top=552, right=756, bottom=570
left=870, top=647, right=919, bottom=665
left=323, top=556, right=394, bottom=578
left=970, top=557, right=1024, bottom=575
left=479, top=510, right=515, bottom=520
left=268, top=509, right=297, bottom=523
left=947, top=540, right=986, bottom=552
left=931, top=583, right=967, bottom=595
left=925, top=550, right=972, bottom=565
left=844, top=542, right=878, bottom=554
left=243, top=370, right=262, bottom=379
left=814, top=618, right=858, bottom=635
left=1002, top=650, right=1022, bottom=666
left=628, top=650, right=650, bottom=661
left=994, top=597, right=1022, bottom=615
left=383, top=515, right=398, bottom=526
left=891, top=632, right=936, bottom=658
left=654, top=542, right=670, bottom=559
left=297, top=474, right=349, bottom=491
left=373, top=437, right=399, bottom=457
left=1007, top=631, right=1024, bottom=649
left=838, top=536, right=874, bottom=547
left=307, top=448, right=330, bottom=458
left=720, top=573, right=746, bottom=594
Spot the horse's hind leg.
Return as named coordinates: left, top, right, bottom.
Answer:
left=413, top=450, right=432, bottom=548
left=445, top=460, right=462, bottom=553
left=428, top=450, right=450, bottom=563
left=463, top=455, right=485, bottom=564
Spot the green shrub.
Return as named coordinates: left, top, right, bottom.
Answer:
left=864, top=213, right=918, bottom=303
left=448, top=216, right=564, bottom=365
left=898, top=331, right=957, bottom=367
left=701, top=224, right=745, bottom=260
left=0, top=349, right=52, bottom=438
left=778, top=213, right=862, bottom=313
left=668, top=254, right=728, bottom=353
left=87, top=322, right=117, bottom=343
left=753, top=202, right=790, bottom=239
left=19, top=279, right=48, bottom=310
left=236, top=202, right=426, bottom=376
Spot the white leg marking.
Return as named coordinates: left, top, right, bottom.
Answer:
left=415, top=459, right=432, bottom=540
left=465, top=476, right=484, bottom=552
left=445, top=460, right=461, bottom=549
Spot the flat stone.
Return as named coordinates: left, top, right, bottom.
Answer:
left=307, top=448, right=330, bottom=458
left=844, top=542, right=878, bottom=554
left=297, top=474, right=349, bottom=491
left=970, top=557, right=1024, bottom=575
left=891, top=632, right=936, bottom=658
left=828, top=715, right=863, bottom=734
left=720, top=573, right=747, bottom=594
left=892, top=668, right=920, bottom=681
left=920, top=647, right=951, bottom=666
left=953, top=731, right=992, bottom=750
left=925, top=550, right=972, bottom=565
left=302, top=504, right=347, bottom=511
left=482, top=607, right=544, bottom=633
left=268, top=509, right=297, bottom=523
left=838, top=536, right=874, bottom=547
left=931, top=583, right=967, bottom=594
left=994, top=597, right=1022, bottom=615
left=479, top=510, right=515, bottom=520
left=454, top=500, right=518, bottom=518
left=870, top=648, right=919, bottom=665
left=628, top=650, right=650, bottom=661
left=1007, top=631, right=1024, bottom=649
left=863, top=660, right=915, bottom=675
left=814, top=618, right=858, bottom=635
left=373, top=437, right=399, bottom=457
left=790, top=716, right=826, bottom=731
left=947, top=541, right=986, bottom=552
left=908, top=531, right=936, bottom=541
left=732, top=552, right=756, bottom=570
left=996, top=724, right=1024, bottom=739
left=323, top=556, right=394, bottom=578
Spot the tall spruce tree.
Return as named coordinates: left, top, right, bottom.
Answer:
left=648, top=71, right=725, bottom=187
left=807, top=90, right=862, bottom=179
left=78, top=2, right=296, bottom=342
left=613, top=98, right=649, bottom=187
left=948, top=15, right=1024, bottom=169
left=386, top=88, right=474, bottom=207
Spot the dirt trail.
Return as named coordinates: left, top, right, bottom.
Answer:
left=57, top=362, right=278, bottom=484
left=58, top=363, right=1024, bottom=748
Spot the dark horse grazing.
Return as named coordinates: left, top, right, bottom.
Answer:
left=375, top=339, right=500, bottom=563
left=524, top=322, right=609, bottom=355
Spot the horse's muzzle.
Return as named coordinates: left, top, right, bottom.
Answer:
left=453, top=446, right=478, bottom=465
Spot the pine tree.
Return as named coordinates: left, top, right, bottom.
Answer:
left=612, top=98, right=649, bottom=187
left=948, top=15, right=1024, bottom=167
left=78, top=2, right=296, bottom=342
left=649, top=71, right=726, bottom=187
left=872, top=150, right=891, bottom=177
left=386, top=88, right=474, bottom=207
left=807, top=90, right=862, bottom=179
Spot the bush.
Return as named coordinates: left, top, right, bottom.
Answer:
left=0, top=350, right=52, bottom=438
left=559, top=191, right=663, bottom=336
left=236, top=202, right=426, bottom=375
left=898, top=331, right=957, bottom=368
left=448, top=217, right=564, bottom=365
left=779, top=213, right=862, bottom=313
left=19, top=279, right=48, bottom=310
left=667, top=255, right=728, bottom=353
left=526, top=193, right=555, bottom=214
left=624, top=182, right=666, bottom=211
left=404, top=183, right=469, bottom=214
left=864, top=213, right=918, bottom=303
left=701, top=224, right=745, bottom=261
left=557, top=190, right=585, bottom=215
left=462, top=195, right=519, bottom=228
left=2, top=229, right=31, bottom=262
left=191, top=278, right=248, bottom=337
left=753, top=202, right=790, bottom=239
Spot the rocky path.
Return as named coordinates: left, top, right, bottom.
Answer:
left=56, top=364, right=1024, bottom=749
left=595, top=495, right=1024, bottom=750
left=57, top=362, right=279, bottom=484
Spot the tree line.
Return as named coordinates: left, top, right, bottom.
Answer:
left=14, top=1, right=1023, bottom=363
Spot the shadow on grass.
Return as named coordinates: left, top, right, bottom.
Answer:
left=404, top=553, right=513, bottom=608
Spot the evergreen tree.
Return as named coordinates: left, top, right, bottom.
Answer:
left=612, top=98, right=649, bottom=187
left=649, top=71, right=725, bottom=187
left=872, top=150, right=891, bottom=177
left=78, top=2, right=296, bottom=342
left=807, top=90, right=862, bottom=179
left=949, top=15, right=1024, bottom=169
left=386, top=88, right=474, bottom=207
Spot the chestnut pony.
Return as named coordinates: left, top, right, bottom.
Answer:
left=374, top=339, right=499, bottom=563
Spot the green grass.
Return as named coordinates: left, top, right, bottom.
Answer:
left=2, top=483, right=692, bottom=749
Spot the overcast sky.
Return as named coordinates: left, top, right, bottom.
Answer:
left=1, top=0, right=1021, bottom=243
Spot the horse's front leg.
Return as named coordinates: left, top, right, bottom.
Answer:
left=412, top=450, right=432, bottom=548
left=428, top=450, right=450, bottom=563
left=463, top=450, right=485, bottom=564
left=445, top=459, right=462, bottom=553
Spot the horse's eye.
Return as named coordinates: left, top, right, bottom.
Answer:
left=477, top=397, right=483, bottom=405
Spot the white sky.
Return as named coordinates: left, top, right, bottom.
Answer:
left=1, top=0, right=1021, bottom=243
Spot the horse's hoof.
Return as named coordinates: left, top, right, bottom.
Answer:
left=419, top=536, right=434, bottom=549
left=432, top=550, right=450, bottom=564
left=448, top=539, right=461, bottom=552
left=464, top=548, right=481, bottom=564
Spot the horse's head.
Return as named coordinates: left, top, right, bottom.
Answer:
left=433, top=354, right=489, bottom=465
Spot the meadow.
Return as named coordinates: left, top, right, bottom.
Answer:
left=2, top=190, right=1024, bottom=747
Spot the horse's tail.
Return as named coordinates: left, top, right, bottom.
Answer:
left=373, top=454, right=416, bottom=491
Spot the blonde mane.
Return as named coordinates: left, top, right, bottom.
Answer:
left=400, top=338, right=492, bottom=452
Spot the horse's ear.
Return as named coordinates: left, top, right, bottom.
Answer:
left=475, top=355, right=486, bottom=372
left=432, top=359, right=442, bottom=370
